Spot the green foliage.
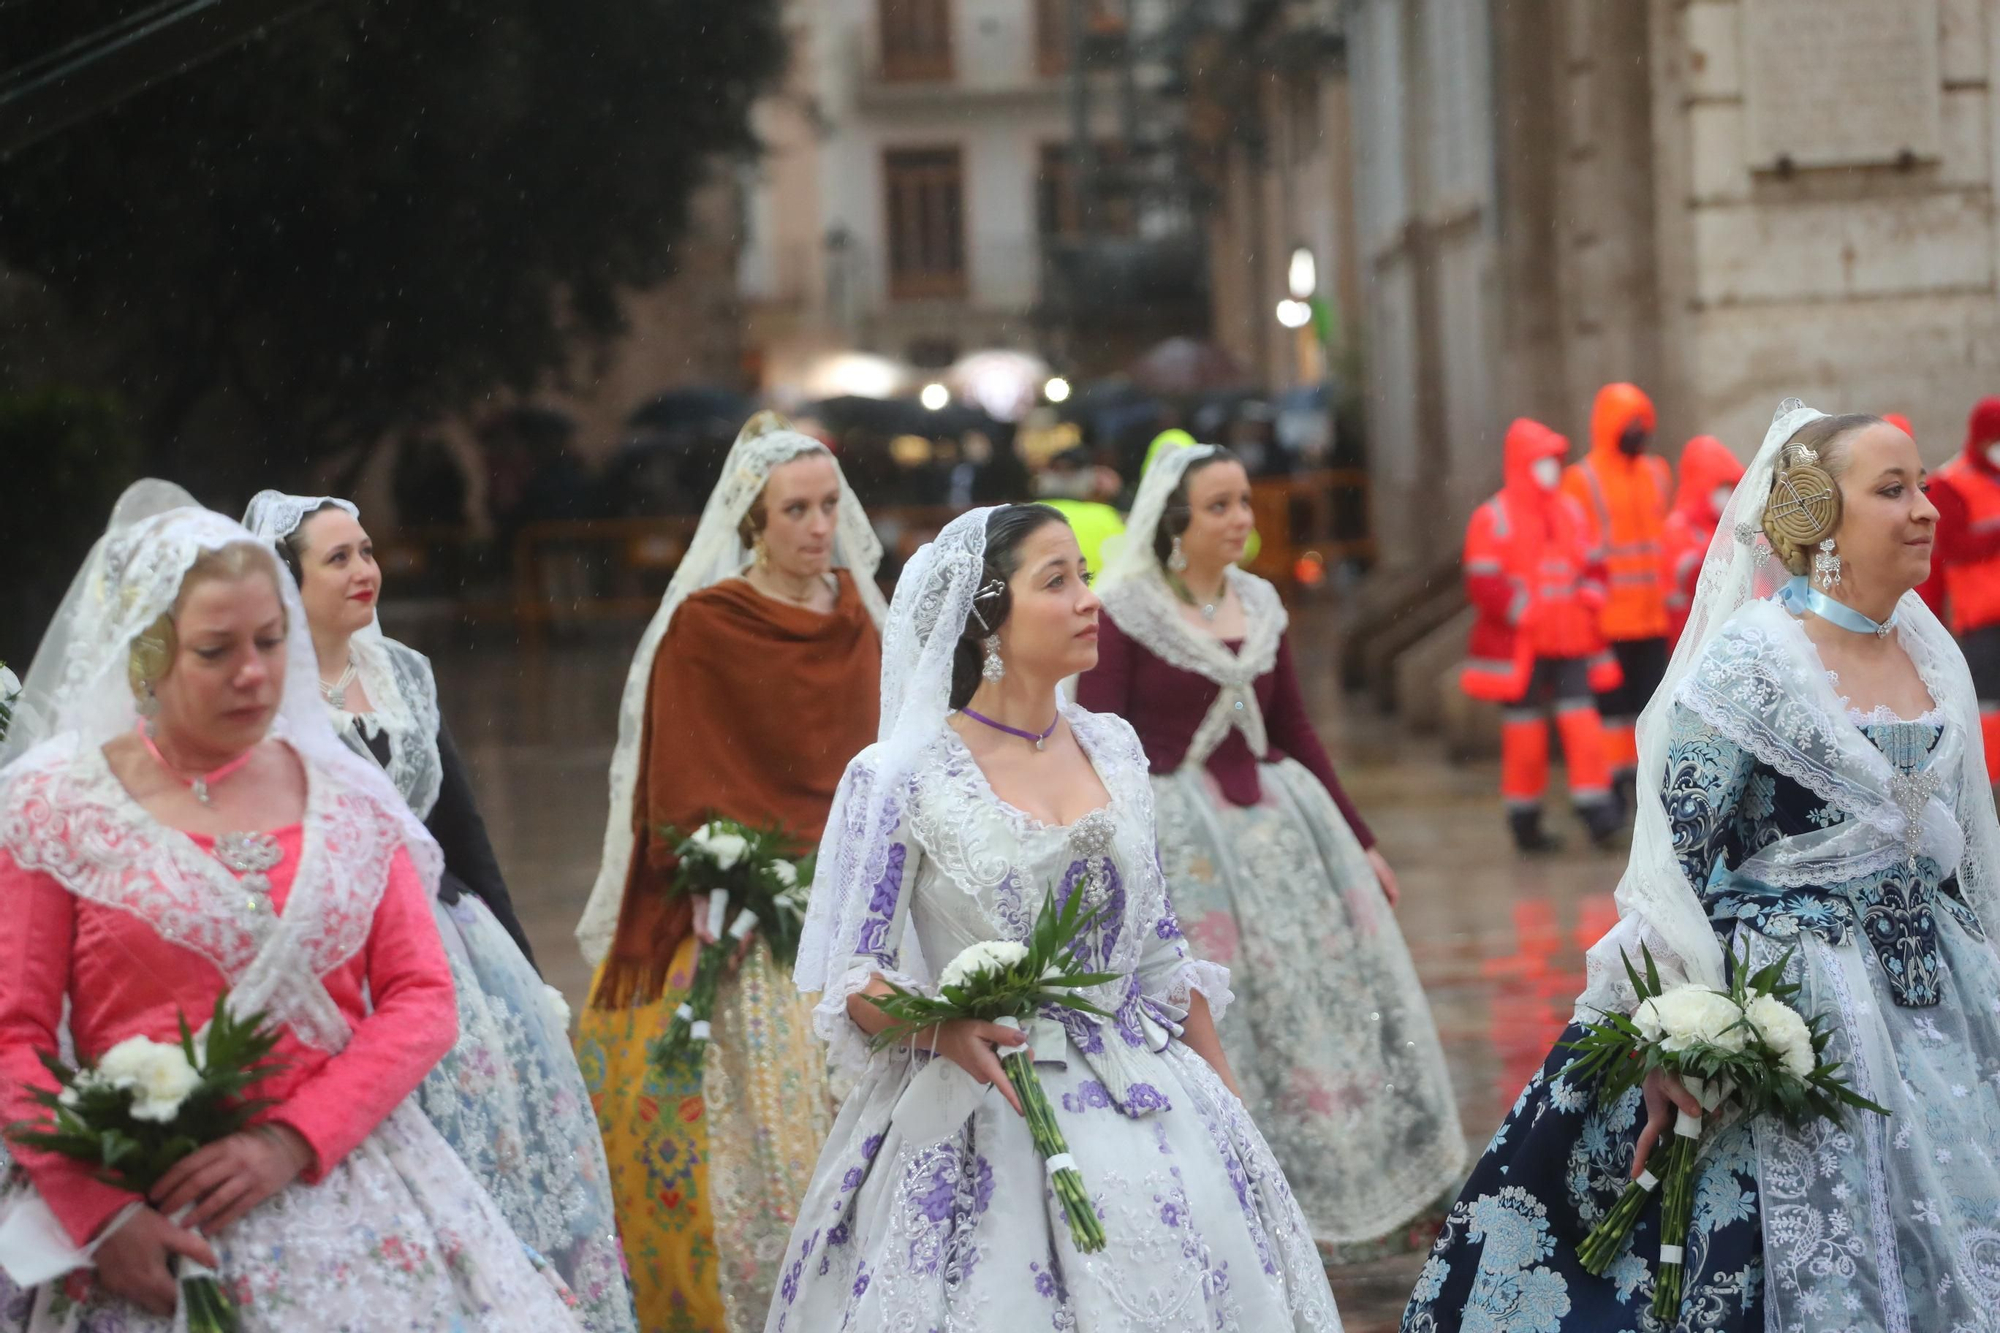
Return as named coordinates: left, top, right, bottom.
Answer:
left=865, top=885, right=1122, bottom=1049
left=6, top=994, right=288, bottom=1196
left=0, top=0, right=786, bottom=490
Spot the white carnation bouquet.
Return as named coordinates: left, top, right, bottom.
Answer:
left=865, top=887, right=1119, bottom=1252
left=6, top=994, right=287, bottom=1332
left=1563, top=945, right=1887, bottom=1321
left=649, top=817, right=813, bottom=1066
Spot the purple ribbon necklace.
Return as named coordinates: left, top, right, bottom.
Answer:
left=960, top=706, right=1059, bottom=751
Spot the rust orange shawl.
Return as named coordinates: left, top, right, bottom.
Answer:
left=593, top=570, right=882, bottom=1009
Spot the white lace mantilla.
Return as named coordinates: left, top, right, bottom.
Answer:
left=0, top=737, right=403, bottom=1051
left=342, top=637, right=444, bottom=819
left=1100, top=567, right=1286, bottom=770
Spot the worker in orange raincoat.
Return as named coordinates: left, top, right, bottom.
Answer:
left=1462, top=418, right=1624, bottom=852
left=1660, top=435, right=1745, bottom=648
left=1561, top=383, right=1671, bottom=809
left=1927, top=397, right=2000, bottom=779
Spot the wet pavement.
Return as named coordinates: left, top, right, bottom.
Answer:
left=427, top=605, right=1629, bottom=1331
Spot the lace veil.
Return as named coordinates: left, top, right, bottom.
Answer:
left=241, top=491, right=445, bottom=820
left=1577, top=399, right=2000, bottom=1017
left=576, top=413, right=888, bottom=964
left=794, top=506, right=1003, bottom=998
left=0, top=480, right=443, bottom=1047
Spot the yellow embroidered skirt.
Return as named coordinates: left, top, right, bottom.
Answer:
left=575, top=935, right=834, bottom=1333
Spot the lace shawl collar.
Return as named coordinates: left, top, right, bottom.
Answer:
left=346, top=636, right=443, bottom=821
left=1676, top=598, right=1964, bottom=889
left=1100, top=567, right=1286, bottom=768
left=0, top=735, right=406, bottom=1050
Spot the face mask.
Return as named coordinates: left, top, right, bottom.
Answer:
left=1530, top=457, right=1562, bottom=491
left=1618, top=426, right=1651, bottom=457
left=1710, top=485, right=1734, bottom=515
left=1985, top=443, right=2000, bottom=469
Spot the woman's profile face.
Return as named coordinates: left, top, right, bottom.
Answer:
left=757, top=454, right=841, bottom=580
left=154, top=573, right=289, bottom=753
left=294, top=508, right=380, bottom=636
left=1831, top=423, right=1938, bottom=595
left=996, top=519, right=1101, bottom=681
left=1177, top=460, right=1254, bottom=571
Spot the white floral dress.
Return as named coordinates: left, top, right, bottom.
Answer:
left=764, top=706, right=1342, bottom=1332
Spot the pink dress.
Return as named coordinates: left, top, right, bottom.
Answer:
left=0, top=743, right=590, bottom=1332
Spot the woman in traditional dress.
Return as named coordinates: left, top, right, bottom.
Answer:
left=0, top=482, right=590, bottom=1331
left=240, top=491, right=634, bottom=1331
left=1077, top=442, right=1464, bottom=1262
left=1405, top=402, right=2000, bottom=1332
left=767, top=503, right=1342, bottom=1331
left=572, top=412, right=886, bottom=1332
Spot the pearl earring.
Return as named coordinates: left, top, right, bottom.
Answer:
left=1168, top=536, right=1188, bottom=573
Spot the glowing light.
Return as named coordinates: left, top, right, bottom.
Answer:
left=1276, top=299, right=1312, bottom=329
left=1293, top=550, right=1328, bottom=587
left=1288, top=246, right=1318, bottom=300
left=1044, top=376, right=1072, bottom=404
left=920, top=382, right=950, bottom=411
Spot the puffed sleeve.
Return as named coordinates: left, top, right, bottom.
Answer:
left=1661, top=702, right=1752, bottom=894
left=0, top=855, right=144, bottom=1245
left=808, top=755, right=929, bottom=1076
left=264, top=847, right=456, bottom=1180
left=1133, top=851, right=1233, bottom=1024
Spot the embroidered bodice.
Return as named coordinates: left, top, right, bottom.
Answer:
left=1663, top=702, right=1981, bottom=1006
left=824, top=705, right=1230, bottom=1104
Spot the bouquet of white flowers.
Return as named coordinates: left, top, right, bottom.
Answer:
left=865, top=887, right=1120, bottom=1252
left=1563, top=945, right=1886, bottom=1321
left=648, top=817, right=814, bottom=1067
left=6, top=994, right=287, bottom=1332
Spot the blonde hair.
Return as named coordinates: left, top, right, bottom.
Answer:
left=127, top=542, right=287, bottom=699
left=1760, top=413, right=1882, bottom=576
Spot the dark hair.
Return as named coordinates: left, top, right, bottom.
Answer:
left=948, top=503, right=1068, bottom=711
left=1151, top=446, right=1245, bottom=565
left=276, top=501, right=352, bottom=585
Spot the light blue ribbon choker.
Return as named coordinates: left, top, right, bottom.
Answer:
left=1779, top=575, right=1898, bottom=639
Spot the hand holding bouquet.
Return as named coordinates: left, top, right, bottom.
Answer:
left=649, top=818, right=814, bottom=1065
left=866, top=888, right=1120, bottom=1253
left=1563, top=945, right=1886, bottom=1321
left=6, top=994, right=288, bottom=1332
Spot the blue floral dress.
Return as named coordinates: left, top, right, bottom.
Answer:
left=1403, top=700, right=2000, bottom=1333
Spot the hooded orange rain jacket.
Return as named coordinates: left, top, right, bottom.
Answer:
left=1461, top=419, right=1623, bottom=703
left=1661, top=435, right=1744, bottom=647
left=1932, top=397, right=2000, bottom=635
left=1562, top=383, right=1671, bottom=642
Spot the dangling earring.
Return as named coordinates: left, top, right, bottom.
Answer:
left=1813, top=537, right=1842, bottom=589
left=753, top=534, right=770, bottom=568
left=981, top=635, right=1006, bottom=683
left=1168, top=535, right=1188, bottom=574
left=136, top=679, right=160, bottom=736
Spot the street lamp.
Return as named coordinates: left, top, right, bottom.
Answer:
left=1275, top=299, right=1312, bottom=329
left=920, top=382, right=950, bottom=411
left=1287, top=245, right=1317, bottom=301
left=1044, top=376, right=1072, bottom=404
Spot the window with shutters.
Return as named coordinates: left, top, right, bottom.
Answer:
left=884, top=147, right=967, bottom=300
left=1036, top=141, right=1136, bottom=240
left=879, top=0, right=953, bottom=81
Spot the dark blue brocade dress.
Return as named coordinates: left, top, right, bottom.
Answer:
left=1403, top=701, right=1991, bottom=1333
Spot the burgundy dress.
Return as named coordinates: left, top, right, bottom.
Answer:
left=1076, top=575, right=1464, bottom=1260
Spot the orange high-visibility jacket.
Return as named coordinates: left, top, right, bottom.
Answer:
left=1562, top=383, right=1671, bottom=642
left=1661, top=435, right=1744, bottom=647
left=1935, top=397, right=2000, bottom=634
left=1461, top=419, right=1623, bottom=703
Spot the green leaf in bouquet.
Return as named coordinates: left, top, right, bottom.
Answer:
left=98, top=1129, right=139, bottom=1170
left=1641, top=944, right=1662, bottom=998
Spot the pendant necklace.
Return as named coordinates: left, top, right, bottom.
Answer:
left=320, top=657, right=358, bottom=710
left=1169, top=572, right=1222, bottom=622
left=138, top=723, right=257, bottom=807
left=960, top=706, right=1060, bottom=751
